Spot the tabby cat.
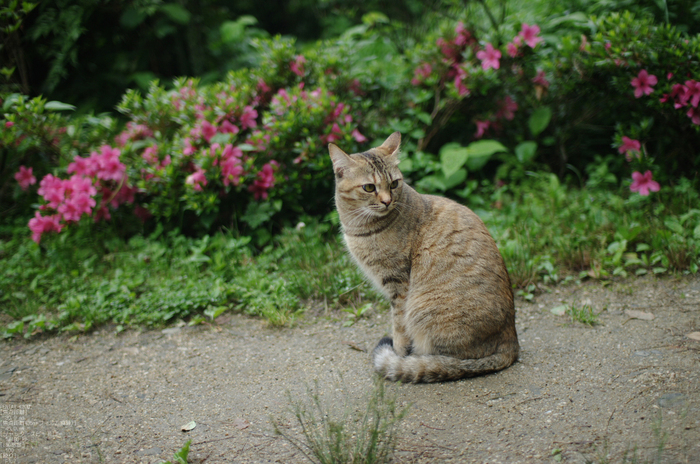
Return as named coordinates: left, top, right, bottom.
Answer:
left=329, top=132, right=519, bottom=383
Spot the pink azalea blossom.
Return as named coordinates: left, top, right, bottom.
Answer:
left=496, top=96, right=518, bottom=121
left=59, top=192, right=96, bottom=222
left=219, top=119, right=240, bottom=135
left=142, top=145, right=159, bottom=165
left=5, top=121, right=14, bottom=128
left=532, top=70, right=550, bottom=88
left=200, top=120, right=217, bottom=142
left=629, top=170, right=660, bottom=196
left=67, top=155, right=99, bottom=178
left=476, top=43, right=501, bottom=70
left=618, top=136, right=641, bottom=161
left=455, top=74, right=470, bottom=96
left=95, top=146, right=126, bottom=182
left=352, top=129, right=367, bottom=143
left=183, top=138, right=196, bottom=156
left=221, top=156, right=244, bottom=187
left=631, top=70, right=657, bottom=98
left=474, top=120, right=490, bottom=139
left=240, top=106, right=258, bottom=130
left=14, top=166, right=36, bottom=190
left=454, top=22, right=471, bottom=46
left=519, top=24, right=543, bottom=48
left=411, top=63, right=433, bottom=86
left=325, top=123, right=343, bottom=143
left=28, top=212, right=63, bottom=243
left=37, top=174, right=66, bottom=209
left=160, top=155, right=172, bottom=168
left=506, top=41, right=519, bottom=58
left=67, top=175, right=97, bottom=197
left=185, top=168, right=208, bottom=191
left=687, top=106, right=700, bottom=125
left=684, top=80, right=700, bottom=107
left=290, top=55, right=306, bottom=77
left=248, top=163, right=275, bottom=200
left=133, top=205, right=152, bottom=223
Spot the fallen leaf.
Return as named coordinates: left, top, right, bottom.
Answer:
left=342, top=340, right=366, bottom=352
left=233, top=418, right=250, bottom=430
left=181, top=421, right=196, bottom=432
left=550, top=305, right=567, bottom=316
left=686, top=332, right=700, bottom=341
left=625, top=310, right=655, bottom=321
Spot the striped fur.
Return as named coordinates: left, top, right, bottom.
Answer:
left=329, top=132, right=519, bottom=383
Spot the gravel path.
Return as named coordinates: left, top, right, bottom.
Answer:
left=1, top=276, right=699, bottom=464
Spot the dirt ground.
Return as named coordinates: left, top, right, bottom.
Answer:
left=1, top=275, right=699, bottom=464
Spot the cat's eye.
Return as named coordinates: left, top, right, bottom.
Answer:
left=390, top=179, right=400, bottom=189
left=362, top=184, right=376, bottom=193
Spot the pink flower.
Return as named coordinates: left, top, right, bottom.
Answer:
left=59, top=192, right=96, bottom=222
left=240, top=106, right=258, bottom=130
left=506, top=41, right=519, bottom=58
left=14, top=166, right=36, bottom=190
left=325, top=123, right=343, bottom=143
left=618, top=136, right=641, bottom=161
left=532, top=70, right=550, bottom=88
left=455, top=74, right=470, bottom=96
left=221, top=156, right=244, bottom=187
left=67, top=155, right=99, bottom=178
left=496, top=96, right=518, bottom=121
left=67, top=175, right=97, bottom=197
left=476, top=43, right=501, bottom=70
left=37, top=174, right=66, bottom=209
left=631, top=70, right=657, bottom=98
left=28, top=212, right=63, bottom=243
left=200, top=120, right=217, bottom=142
left=183, top=138, right=196, bottom=156
left=186, top=168, right=207, bottom=191
left=290, top=55, right=306, bottom=76
left=352, top=129, right=367, bottom=143
left=454, top=22, right=471, bottom=46
left=219, top=119, right=240, bottom=135
left=5, top=121, right=14, bottom=128
left=687, top=106, right=700, bottom=125
left=474, top=120, right=490, bottom=139
left=95, top=146, right=126, bottom=182
left=519, top=24, right=543, bottom=48
left=142, top=145, right=159, bottom=165
left=630, top=170, right=660, bottom=196
left=411, top=63, right=433, bottom=86
left=248, top=163, right=275, bottom=200
left=684, top=80, right=700, bottom=107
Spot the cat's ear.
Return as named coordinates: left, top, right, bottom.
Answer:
left=328, top=143, right=356, bottom=178
left=379, top=132, right=401, bottom=157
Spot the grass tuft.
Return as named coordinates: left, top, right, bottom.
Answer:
left=274, top=376, right=410, bottom=464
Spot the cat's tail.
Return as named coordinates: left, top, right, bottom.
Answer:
left=372, top=337, right=518, bottom=383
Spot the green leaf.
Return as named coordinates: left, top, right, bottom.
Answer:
left=693, top=225, right=700, bottom=240
left=159, top=4, right=191, bottom=24
left=443, top=168, right=467, bottom=190
left=515, top=141, right=538, bottom=164
left=439, top=143, right=469, bottom=179
left=664, top=218, right=684, bottom=235
left=44, top=101, right=76, bottom=111
left=2, top=93, right=21, bottom=111
left=173, top=440, right=191, bottom=464
left=465, top=140, right=507, bottom=171
left=204, top=305, right=228, bottom=321
left=528, top=107, right=552, bottom=136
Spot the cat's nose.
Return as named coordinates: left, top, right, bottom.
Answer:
left=380, top=196, right=392, bottom=207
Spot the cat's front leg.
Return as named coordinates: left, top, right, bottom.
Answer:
left=390, top=295, right=412, bottom=357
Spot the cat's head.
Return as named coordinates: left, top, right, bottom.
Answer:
left=328, top=132, right=403, bottom=218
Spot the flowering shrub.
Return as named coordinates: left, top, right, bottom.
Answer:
left=4, top=11, right=700, bottom=245
left=553, top=12, right=700, bottom=192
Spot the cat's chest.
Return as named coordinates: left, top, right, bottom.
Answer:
left=343, top=233, right=412, bottom=294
